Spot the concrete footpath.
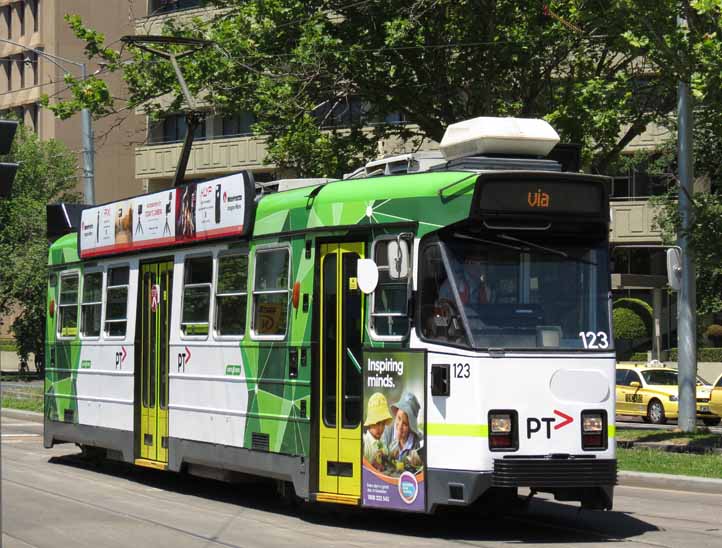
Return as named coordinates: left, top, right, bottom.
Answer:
left=4, top=407, right=722, bottom=496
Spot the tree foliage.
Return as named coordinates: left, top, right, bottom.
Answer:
left=0, top=125, right=79, bottom=365
left=39, top=1, right=722, bottom=178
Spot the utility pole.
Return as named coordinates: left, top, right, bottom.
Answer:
left=677, top=13, right=696, bottom=433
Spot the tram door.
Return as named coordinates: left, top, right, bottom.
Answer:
left=137, top=260, right=173, bottom=463
left=318, top=243, right=365, bottom=498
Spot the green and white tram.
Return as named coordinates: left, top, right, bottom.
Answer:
left=45, top=117, right=616, bottom=513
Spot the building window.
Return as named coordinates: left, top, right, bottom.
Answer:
left=16, top=56, right=24, bottom=89
left=149, top=0, right=202, bottom=16
left=3, top=59, right=11, bottom=91
left=370, top=237, right=410, bottom=339
left=104, top=266, right=129, bottom=337
left=252, top=248, right=290, bottom=338
left=58, top=272, right=79, bottom=338
left=215, top=253, right=248, bottom=336
left=30, top=0, right=37, bottom=33
left=4, top=6, right=12, bottom=39
left=27, top=52, right=37, bottom=85
left=181, top=255, right=212, bottom=336
left=18, top=2, right=24, bottom=36
left=149, top=113, right=206, bottom=144
left=221, top=112, right=255, bottom=137
left=80, top=272, right=103, bottom=337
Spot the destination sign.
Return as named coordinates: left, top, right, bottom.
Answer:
left=474, top=176, right=608, bottom=218
left=79, top=171, right=255, bottom=259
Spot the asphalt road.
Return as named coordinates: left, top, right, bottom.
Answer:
left=3, top=415, right=722, bottom=548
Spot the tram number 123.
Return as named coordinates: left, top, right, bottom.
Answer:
left=578, top=331, right=609, bottom=350
left=453, top=363, right=470, bottom=378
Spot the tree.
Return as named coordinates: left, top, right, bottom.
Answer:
left=44, top=0, right=715, bottom=177
left=0, top=125, right=79, bottom=371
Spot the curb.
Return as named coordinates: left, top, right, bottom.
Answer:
left=1, top=408, right=43, bottom=423
left=619, top=470, right=722, bottom=495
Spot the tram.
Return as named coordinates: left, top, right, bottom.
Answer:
left=45, top=117, right=616, bottom=513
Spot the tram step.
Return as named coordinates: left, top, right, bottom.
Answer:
left=313, top=493, right=360, bottom=506
left=134, top=458, right=168, bottom=471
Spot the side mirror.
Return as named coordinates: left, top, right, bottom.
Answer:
left=357, top=259, right=379, bottom=294
left=666, top=248, right=682, bottom=291
left=387, top=238, right=410, bottom=280
left=629, top=381, right=641, bottom=388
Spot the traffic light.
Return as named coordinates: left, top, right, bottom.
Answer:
left=0, top=119, right=19, bottom=198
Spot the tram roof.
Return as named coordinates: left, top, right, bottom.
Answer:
left=253, top=169, right=477, bottom=238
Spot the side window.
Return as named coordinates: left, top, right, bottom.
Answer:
left=105, top=266, right=129, bottom=337
left=716, top=376, right=722, bottom=388
left=80, top=272, right=102, bottom=337
left=215, top=253, right=248, bottom=337
left=615, top=369, right=627, bottom=386
left=628, top=371, right=642, bottom=385
left=58, top=272, right=79, bottom=338
left=252, top=248, right=290, bottom=337
left=370, top=238, right=410, bottom=339
left=181, top=256, right=213, bottom=336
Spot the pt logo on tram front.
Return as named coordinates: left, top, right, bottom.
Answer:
left=526, top=409, right=573, bottom=439
left=527, top=188, right=550, bottom=209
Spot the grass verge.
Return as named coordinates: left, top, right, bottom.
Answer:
left=1, top=395, right=43, bottom=413
left=617, top=447, right=722, bottom=479
left=616, top=428, right=722, bottom=445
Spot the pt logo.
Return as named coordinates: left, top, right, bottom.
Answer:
left=177, top=346, right=191, bottom=372
left=526, top=410, right=573, bottom=439
left=114, top=346, right=127, bottom=369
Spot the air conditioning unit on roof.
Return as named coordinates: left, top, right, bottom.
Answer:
left=440, top=117, right=560, bottom=161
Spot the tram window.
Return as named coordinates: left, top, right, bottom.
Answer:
left=181, top=256, right=213, bottom=336
left=80, top=272, right=103, bottom=337
left=58, top=272, right=79, bottom=338
left=105, top=266, right=129, bottom=337
left=418, top=244, right=467, bottom=345
left=252, top=248, right=290, bottom=338
left=215, top=253, right=248, bottom=337
left=370, top=238, right=410, bottom=339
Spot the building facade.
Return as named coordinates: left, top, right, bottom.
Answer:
left=0, top=0, right=142, bottom=340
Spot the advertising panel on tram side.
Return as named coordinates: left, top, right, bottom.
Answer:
left=78, top=171, right=255, bottom=258
left=362, top=349, right=426, bottom=512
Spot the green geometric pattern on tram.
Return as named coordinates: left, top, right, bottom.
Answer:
left=240, top=343, right=310, bottom=456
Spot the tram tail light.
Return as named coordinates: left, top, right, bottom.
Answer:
left=489, top=411, right=518, bottom=451
left=581, top=410, right=607, bottom=450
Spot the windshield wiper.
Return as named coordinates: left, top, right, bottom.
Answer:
left=498, top=234, right=597, bottom=266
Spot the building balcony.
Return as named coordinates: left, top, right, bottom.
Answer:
left=135, top=134, right=272, bottom=180
left=610, top=199, right=663, bottom=244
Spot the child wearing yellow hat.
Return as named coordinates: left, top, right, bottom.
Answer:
left=363, top=392, right=393, bottom=471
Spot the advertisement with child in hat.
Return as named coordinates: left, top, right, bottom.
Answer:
left=362, top=349, right=425, bottom=512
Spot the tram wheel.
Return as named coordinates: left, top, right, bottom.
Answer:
left=646, top=399, right=667, bottom=425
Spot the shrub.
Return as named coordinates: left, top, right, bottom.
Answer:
left=629, top=352, right=649, bottom=362
left=613, top=298, right=654, bottom=336
left=706, top=324, right=722, bottom=339
left=613, top=307, right=648, bottom=340
left=667, top=347, right=722, bottom=362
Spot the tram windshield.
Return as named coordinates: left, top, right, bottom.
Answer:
left=419, top=232, right=612, bottom=351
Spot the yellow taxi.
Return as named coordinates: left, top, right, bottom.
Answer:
left=615, top=364, right=720, bottom=425
left=709, top=374, right=722, bottom=418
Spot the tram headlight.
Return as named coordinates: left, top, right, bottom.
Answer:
left=582, top=413, right=603, bottom=433
left=488, top=411, right=518, bottom=451
left=490, top=414, right=512, bottom=433
left=581, top=410, right=607, bottom=450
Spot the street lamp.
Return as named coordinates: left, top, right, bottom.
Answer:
left=0, top=38, right=95, bottom=204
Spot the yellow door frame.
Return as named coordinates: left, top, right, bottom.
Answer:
left=318, top=242, right=364, bottom=498
left=138, top=260, right=172, bottom=464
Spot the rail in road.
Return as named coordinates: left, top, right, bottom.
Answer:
left=3, top=416, right=722, bottom=547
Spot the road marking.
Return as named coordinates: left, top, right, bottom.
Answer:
left=1, top=433, right=40, bottom=438
left=2, top=423, right=41, bottom=427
